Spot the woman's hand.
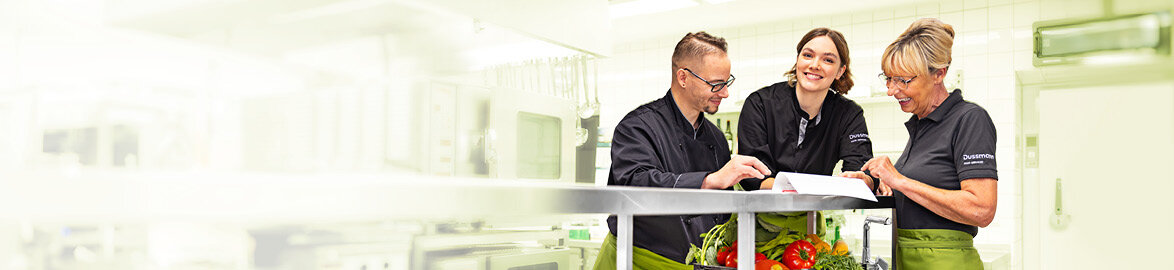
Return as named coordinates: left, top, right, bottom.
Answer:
left=839, top=171, right=891, bottom=196
left=876, top=181, right=892, bottom=196
left=863, top=156, right=907, bottom=190
left=759, top=177, right=775, bottom=190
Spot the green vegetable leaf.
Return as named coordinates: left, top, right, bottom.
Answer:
left=756, top=217, right=785, bottom=233
left=704, top=244, right=717, bottom=265
left=686, top=244, right=699, bottom=265
left=754, top=229, right=801, bottom=254
left=720, top=219, right=738, bottom=244
left=754, top=225, right=775, bottom=242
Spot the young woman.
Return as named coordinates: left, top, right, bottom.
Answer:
left=736, top=27, right=886, bottom=238
left=738, top=27, right=882, bottom=194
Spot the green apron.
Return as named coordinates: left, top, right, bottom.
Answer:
left=771, top=211, right=825, bottom=236
left=895, top=229, right=983, bottom=270
left=592, top=233, right=692, bottom=270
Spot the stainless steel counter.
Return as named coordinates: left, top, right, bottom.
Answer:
left=388, top=178, right=894, bottom=217
left=0, top=172, right=895, bottom=270
left=389, top=178, right=896, bottom=270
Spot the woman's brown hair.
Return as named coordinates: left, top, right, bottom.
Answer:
left=784, top=27, right=854, bottom=95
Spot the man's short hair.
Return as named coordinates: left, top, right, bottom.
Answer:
left=671, top=32, right=728, bottom=68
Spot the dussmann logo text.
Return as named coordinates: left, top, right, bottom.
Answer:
left=848, top=133, right=869, bottom=143
left=962, top=153, right=995, bottom=160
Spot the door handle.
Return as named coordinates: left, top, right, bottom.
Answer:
left=1050, top=178, right=1071, bottom=230
left=1054, top=177, right=1063, bottom=216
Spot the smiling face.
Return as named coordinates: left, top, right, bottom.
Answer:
left=885, top=67, right=947, bottom=118
left=795, top=36, right=846, bottom=94
left=676, top=53, right=732, bottom=115
left=881, top=18, right=957, bottom=119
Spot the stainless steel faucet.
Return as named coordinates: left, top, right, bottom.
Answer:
left=862, top=216, right=891, bottom=270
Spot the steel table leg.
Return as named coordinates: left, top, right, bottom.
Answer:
left=617, top=214, right=632, bottom=270
left=892, top=208, right=898, bottom=270
left=738, top=211, right=754, bottom=270
left=807, top=210, right=817, bottom=235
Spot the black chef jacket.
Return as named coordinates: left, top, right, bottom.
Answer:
left=606, top=90, right=731, bottom=263
left=893, top=89, right=998, bottom=237
left=737, top=82, right=873, bottom=190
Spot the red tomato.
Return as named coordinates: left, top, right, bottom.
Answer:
left=755, top=259, right=789, bottom=270
left=727, top=251, right=770, bottom=268
left=716, top=247, right=730, bottom=266
left=782, top=240, right=818, bottom=269
left=725, top=250, right=738, bottom=267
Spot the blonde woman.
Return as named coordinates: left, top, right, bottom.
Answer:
left=853, top=18, right=998, bottom=269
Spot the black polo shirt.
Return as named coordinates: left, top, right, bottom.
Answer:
left=737, top=82, right=873, bottom=190
left=606, top=90, right=731, bottom=263
left=893, top=89, right=998, bottom=237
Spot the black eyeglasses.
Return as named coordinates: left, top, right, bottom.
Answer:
left=879, top=73, right=917, bottom=90
left=682, top=68, right=735, bottom=92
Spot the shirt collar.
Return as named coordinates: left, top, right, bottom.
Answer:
left=913, top=89, right=964, bottom=123
left=788, top=84, right=830, bottom=123
left=662, top=90, right=702, bottom=135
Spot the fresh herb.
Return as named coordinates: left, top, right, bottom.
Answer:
left=812, top=251, right=863, bottom=270
left=688, top=213, right=737, bottom=265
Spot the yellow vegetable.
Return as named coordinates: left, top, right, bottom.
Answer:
left=833, top=240, right=850, bottom=255
left=806, top=234, right=831, bottom=254
left=805, top=234, right=822, bottom=243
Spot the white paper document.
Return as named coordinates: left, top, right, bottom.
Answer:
left=752, top=172, right=877, bottom=202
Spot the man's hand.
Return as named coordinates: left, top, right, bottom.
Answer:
left=703, top=155, right=771, bottom=189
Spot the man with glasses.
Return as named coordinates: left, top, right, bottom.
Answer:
left=594, top=32, right=771, bottom=270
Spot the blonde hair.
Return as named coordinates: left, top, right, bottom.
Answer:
left=881, top=18, right=955, bottom=76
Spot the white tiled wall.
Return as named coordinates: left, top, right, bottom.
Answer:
left=597, top=0, right=1174, bottom=268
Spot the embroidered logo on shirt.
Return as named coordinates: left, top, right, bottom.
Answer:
left=961, top=153, right=995, bottom=165
left=848, top=133, right=870, bottom=143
